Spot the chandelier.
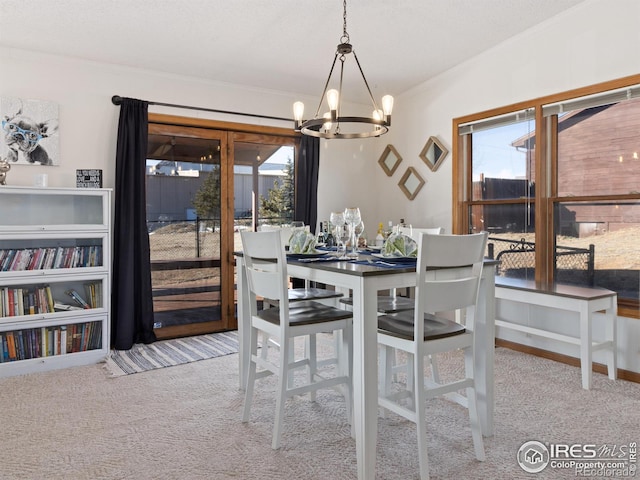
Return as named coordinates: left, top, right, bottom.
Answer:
left=293, top=0, right=393, bottom=139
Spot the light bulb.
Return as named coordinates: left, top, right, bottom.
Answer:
left=293, top=101, right=304, bottom=122
left=382, top=95, right=394, bottom=116
left=327, top=89, right=339, bottom=111
left=323, top=111, right=332, bottom=132
left=372, top=110, right=382, bottom=131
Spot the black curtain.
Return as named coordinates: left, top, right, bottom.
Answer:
left=111, top=98, right=156, bottom=350
left=294, top=135, right=320, bottom=234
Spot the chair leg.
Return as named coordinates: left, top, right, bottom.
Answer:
left=465, top=349, right=485, bottom=461
left=378, top=345, right=394, bottom=418
left=428, top=354, right=441, bottom=384
left=287, top=338, right=296, bottom=388
left=405, top=352, right=415, bottom=411
left=242, top=327, right=259, bottom=422
left=272, top=337, right=290, bottom=450
left=341, top=325, right=353, bottom=426
left=414, top=353, right=430, bottom=480
left=307, top=333, right=317, bottom=402
left=260, top=333, right=270, bottom=361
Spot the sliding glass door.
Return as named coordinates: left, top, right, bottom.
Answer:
left=145, top=118, right=299, bottom=339
left=146, top=124, right=229, bottom=339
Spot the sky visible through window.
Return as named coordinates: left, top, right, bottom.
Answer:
left=472, top=120, right=534, bottom=181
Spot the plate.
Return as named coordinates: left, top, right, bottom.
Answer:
left=286, top=251, right=330, bottom=259
left=366, top=245, right=382, bottom=252
left=371, top=252, right=417, bottom=262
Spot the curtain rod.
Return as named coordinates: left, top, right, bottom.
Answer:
left=111, top=95, right=292, bottom=123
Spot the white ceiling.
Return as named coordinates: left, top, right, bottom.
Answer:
left=0, top=0, right=586, bottom=103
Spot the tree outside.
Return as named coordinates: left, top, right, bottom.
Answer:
left=259, top=158, right=294, bottom=224
left=192, top=165, right=221, bottom=229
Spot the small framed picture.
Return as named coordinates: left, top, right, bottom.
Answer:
left=76, top=169, right=103, bottom=188
left=419, top=136, right=449, bottom=172
left=378, top=144, right=402, bottom=176
left=398, top=167, right=425, bottom=200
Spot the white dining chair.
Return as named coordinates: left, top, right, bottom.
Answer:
left=376, top=231, right=488, bottom=480
left=339, top=227, right=445, bottom=389
left=380, top=226, right=445, bottom=384
left=258, top=226, right=344, bottom=377
left=240, top=230, right=353, bottom=450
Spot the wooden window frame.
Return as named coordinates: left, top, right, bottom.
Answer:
left=452, top=74, right=640, bottom=319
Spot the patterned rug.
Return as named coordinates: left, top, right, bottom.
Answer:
left=103, top=330, right=238, bottom=377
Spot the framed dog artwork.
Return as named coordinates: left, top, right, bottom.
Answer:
left=1, top=97, right=60, bottom=166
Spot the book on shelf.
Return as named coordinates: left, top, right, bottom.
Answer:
left=53, top=302, right=84, bottom=312
left=65, top=289, right=91, bottom=309
left=83, top=281, right=103, bottom=308
left=7, top=288, right=15, bottom=316
left=27, top=292, right=36, bottom=315
left=0, top=286, right=56, bottom=317
left=0, top=245, right=103, bottom=271
left=60, top=326, right=67, bottom=355
left=17, top=288, right=24, bottom=316
left=40, top=327, right=47, bottom=357
left=7, top=332, right=16, bottom=360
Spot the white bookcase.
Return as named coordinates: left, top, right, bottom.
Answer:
left=0, top=186, right=111, bottom=377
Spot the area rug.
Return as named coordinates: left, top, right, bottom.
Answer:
left=103, top=330, right=238, bottom=377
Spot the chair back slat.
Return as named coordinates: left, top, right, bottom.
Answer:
left=414, top=232, right=488, bottom=335
left=398, top=226, right=443, bottom=241
left=422, top=276, right=479, bottom=313
left=240, top=230, right=289, bottom=307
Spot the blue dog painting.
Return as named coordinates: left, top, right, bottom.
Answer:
left=1, top=97, right=59, bottom=166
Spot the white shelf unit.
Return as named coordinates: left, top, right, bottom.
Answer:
left=0, top=186, right=111, bottom=377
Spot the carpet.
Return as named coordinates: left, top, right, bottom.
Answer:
left=0, top=346, right=638, bottom=479
left=103, top=330, right=238, bottom=376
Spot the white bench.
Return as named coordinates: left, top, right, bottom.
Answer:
left=494, top=277, right=617, bottom=389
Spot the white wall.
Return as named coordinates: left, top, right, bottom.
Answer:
left=0, top=46, right=358, bottom=191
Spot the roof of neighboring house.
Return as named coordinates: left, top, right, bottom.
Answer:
left=510, top=104, right=613, bottom=150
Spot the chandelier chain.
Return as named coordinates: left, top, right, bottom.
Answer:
left=341, top=0, right=349, bottom=44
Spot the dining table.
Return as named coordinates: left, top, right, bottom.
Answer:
left=235, top=250, right=498, bottom=480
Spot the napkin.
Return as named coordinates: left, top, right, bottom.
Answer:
left=382, top=233, right=418, bottom=257
left=288, top=230, right=318, bottom=254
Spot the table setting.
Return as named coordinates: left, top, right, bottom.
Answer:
left=285, top=208, right=418, bottom=268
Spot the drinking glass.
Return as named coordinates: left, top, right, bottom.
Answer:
left=291, top=220, right=305, bottom=232
left=335, top=223, right=350, bottom=259
left=354, top=221, right=365, bottom=251
left=344, top=207, right=361, bottom=258
left=329, top=211, right=346, bottom=256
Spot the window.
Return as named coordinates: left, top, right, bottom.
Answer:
left=460, top=109, right=537, bottom=280
left=454, top=75, right=640, bottom=318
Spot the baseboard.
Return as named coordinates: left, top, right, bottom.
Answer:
left=495, top=338, right=640, bottom=384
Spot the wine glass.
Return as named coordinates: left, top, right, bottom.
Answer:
left=343, top=207, right=361, bottom=258
left=291, top=220, right=304, bottom=231
left=335, top=223, right=350, bottom=259
left=354, top=221, right=365, bottom=251
left=329, top=211, right=345, bottom=256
